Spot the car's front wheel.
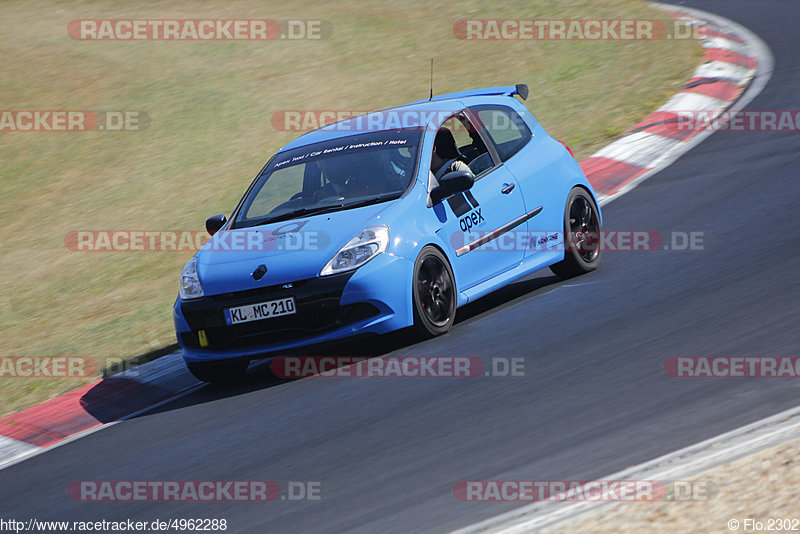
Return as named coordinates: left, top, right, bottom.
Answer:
left=186, top=359, right=248, bottom=383
left=412, top=246, right=456, bottom=337
left=550, top=187, right=602, bottom=278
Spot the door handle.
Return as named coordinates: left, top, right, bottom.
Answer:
left=501, top=183, right=515, bottom=194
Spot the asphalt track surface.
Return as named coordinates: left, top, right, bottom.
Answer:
left=2, top=1, right=799, bottom=532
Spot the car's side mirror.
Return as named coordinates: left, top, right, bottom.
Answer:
left=205, top=214, right=227, bottom=236
left=430, top=170, right=475, bottom=205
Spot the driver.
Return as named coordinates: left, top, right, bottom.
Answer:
left=316, top=155, right=374, bottom=199
left=430, top=128, right=472, bottom=181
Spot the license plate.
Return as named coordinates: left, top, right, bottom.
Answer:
left=224, top=297, right=296, bottom=325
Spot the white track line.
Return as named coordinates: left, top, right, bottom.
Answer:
left=0, top=436, right=39, bottom=469
left=452, top=405, right=800, bottom=533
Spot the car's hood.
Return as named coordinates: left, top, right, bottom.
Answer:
left=195, top=202, right=392, bottom=295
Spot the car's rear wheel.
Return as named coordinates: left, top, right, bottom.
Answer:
left=186, top=360, right=248, bottom=383
left=550, top=187, right=602, bottom=278
left=412, top=246, right=456, bottom=337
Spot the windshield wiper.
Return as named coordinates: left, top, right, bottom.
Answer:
left=339, top=194, right=400, bottom=210
left=238, top=194, right=399, bottom=228
left=260, top=204, right=345, bottom=224
left=265, top=195, right=398, bottom=223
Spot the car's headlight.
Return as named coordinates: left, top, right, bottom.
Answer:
left=179, top=257, right=204, bottom=300
left=320, top=226, right=389, bottom=276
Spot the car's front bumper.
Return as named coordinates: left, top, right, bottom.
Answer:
left=174, top=252, right=414, bottom=363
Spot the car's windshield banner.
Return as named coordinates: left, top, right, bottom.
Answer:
left=271, top=129, right=421, bottom=170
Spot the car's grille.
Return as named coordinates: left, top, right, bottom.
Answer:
left=208, top=279, right=310, bottom=302
left=179, top=272, right=379, bottom=350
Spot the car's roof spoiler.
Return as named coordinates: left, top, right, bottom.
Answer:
left=422, top=84, right=529, bottom=103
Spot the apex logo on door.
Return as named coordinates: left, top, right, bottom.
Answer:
left=459, top=208, right=484, bottom=231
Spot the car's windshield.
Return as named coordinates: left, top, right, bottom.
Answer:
left=233, top=129, right=422, bottom=228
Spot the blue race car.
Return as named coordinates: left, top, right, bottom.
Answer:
left=174, top=84, right=602, bottom=381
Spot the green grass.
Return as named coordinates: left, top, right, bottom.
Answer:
left=0, top=0, right=701, bottom=416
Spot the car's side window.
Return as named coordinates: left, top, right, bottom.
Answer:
left=471, top=105, right=533, bottom=162
left=436, top=113, right=495, bottom=179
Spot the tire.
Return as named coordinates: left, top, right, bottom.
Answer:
left=186, top=359, right=248, bottom=383
left=550, top=187, right=602, bottom=278
left=412, top=246, right=457, bottom=337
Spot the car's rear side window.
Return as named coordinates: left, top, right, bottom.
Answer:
left=471, top=105, right=532, bottom=161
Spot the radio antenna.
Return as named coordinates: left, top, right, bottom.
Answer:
left=429, top=58, right=434, bottom=101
